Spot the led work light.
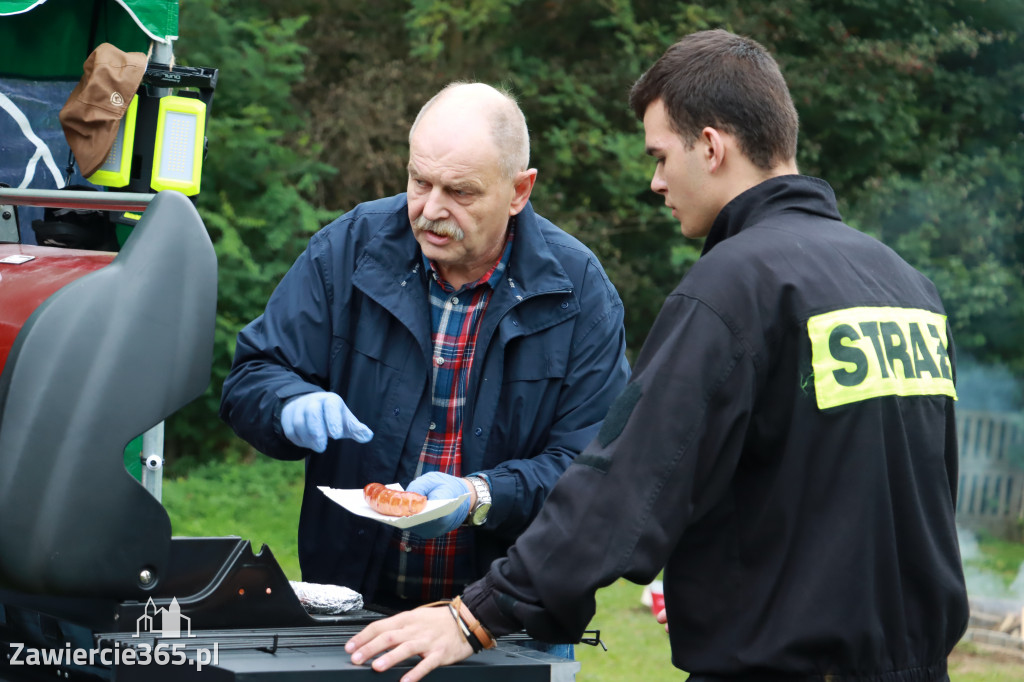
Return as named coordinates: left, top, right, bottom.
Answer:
left=87, top=96, right=138, bottom=188
left=150, top=95, right=206, bottom=196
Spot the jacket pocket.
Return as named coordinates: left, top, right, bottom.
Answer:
left=503, top=334, right=568, bottom=381
left=330, top=332, right=426, bottom=483
left=484, top=335, right=569, bottom=463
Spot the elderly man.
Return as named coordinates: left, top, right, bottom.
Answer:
left=345, top=31, right=968, bottom=682
left=220, top=82, right=630, bottom=632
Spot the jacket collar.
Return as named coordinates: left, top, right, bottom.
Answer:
left=498, top=201, right=574, bottom=303
left=360, top=194, right=573, bottom=301
left=701, top=175, right=842, bottom=257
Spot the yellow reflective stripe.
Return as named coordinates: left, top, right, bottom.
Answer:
left=808, top=306, right=957, bottom=410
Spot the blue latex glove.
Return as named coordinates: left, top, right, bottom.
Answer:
left=280, top=391, right=373, bottom=453
left=405, top=472, right=472, bottom=539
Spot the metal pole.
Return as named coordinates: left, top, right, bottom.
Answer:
left=150, top=40, right=175, bottom=99
left=141, top=422, right=165, bottom=501
left=0, top=188, right=154, bottom=211
left=139, top=37, right=176, bottom=502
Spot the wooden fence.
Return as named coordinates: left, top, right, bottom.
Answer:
left=956, top=409, right=1024, bottom=538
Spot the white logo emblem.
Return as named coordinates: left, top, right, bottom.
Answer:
left=110, top=92, right=125, bottom=107
left=134, top=597, right=194, bottom=638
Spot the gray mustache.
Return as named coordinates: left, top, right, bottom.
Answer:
left=413, top=215, right=465, bottom=241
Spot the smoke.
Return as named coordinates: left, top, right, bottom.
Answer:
left=953, top=357, right=1024, bottom=612
left=955, top=355, right=1024, bottom=412
left=959, top=525, right=1024, bottom=601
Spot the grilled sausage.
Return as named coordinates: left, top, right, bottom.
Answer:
left=363, top=482, right=427, bottom=517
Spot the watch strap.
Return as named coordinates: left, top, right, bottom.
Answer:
left=466, top=475, right=491, bottom=526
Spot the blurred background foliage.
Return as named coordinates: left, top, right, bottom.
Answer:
left=163, top=0, right=1023, bottom=469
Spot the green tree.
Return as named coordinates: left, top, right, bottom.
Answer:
left=280, top=0, right=1023, bottom=368
left=166, top=0, right=334, bottom=466
left=734, top=0, right=1024, bottom=371
left=171, top=0, right=1023, bottom=463
left=268, top=0, right=729, bottom=355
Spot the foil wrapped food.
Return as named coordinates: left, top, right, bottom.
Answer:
left=289, top=580, right=364, bottom=614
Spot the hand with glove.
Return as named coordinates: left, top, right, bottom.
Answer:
left=405, top=472, right=473, bottom=539
left=281, top=391, right=373, bottom=453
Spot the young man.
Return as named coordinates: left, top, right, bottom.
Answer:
left=346, top=30, right=969, bottom=682
left=220, top=83, right=630, bottom=627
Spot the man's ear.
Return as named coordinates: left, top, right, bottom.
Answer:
left=509, top=169, right=538, bottom=215
left=701, top=127, right=727, bottom=174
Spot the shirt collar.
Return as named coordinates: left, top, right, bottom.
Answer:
left=424, top=217, right=517, bottom=293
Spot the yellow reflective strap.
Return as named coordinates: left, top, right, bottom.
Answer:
left=807, top=306, right=957, bottom=410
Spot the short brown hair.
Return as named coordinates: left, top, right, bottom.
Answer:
left=629, top=30, right=798, bottom=170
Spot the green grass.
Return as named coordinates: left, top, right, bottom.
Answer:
left=949, top=640, right=1024, bottom=682
left=962, top=530, right=1024, bottom=589
left=574, top=580, right=1024, bottom=681
left=576, top=579, right=679, bottom=680
left=162, top=460, right=1023, bottom=680
left=162, top=453, right=305, bottom=580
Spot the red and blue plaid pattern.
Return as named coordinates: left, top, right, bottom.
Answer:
left=382, top=227, right=515, bottom=603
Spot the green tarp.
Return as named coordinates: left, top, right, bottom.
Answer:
left=0, top=0, right=178, bottom=79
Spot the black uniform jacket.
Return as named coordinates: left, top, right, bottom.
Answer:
left=464, top=175, right=969, bottom=681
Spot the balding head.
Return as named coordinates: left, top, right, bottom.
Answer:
left=410, top=82, right=530, bottom=182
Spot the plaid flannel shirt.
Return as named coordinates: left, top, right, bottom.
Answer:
left=381, top=226, right=515, bottom=603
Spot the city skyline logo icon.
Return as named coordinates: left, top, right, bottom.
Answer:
left=134, top=597, right=194, bottom=638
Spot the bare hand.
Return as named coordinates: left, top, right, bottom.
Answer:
left=655, top=607, right=669, bottom=633
left=345, top=606, right=474, bottom=682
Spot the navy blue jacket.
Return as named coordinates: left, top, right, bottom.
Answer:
left=220, top=194, right=630, bottom=599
